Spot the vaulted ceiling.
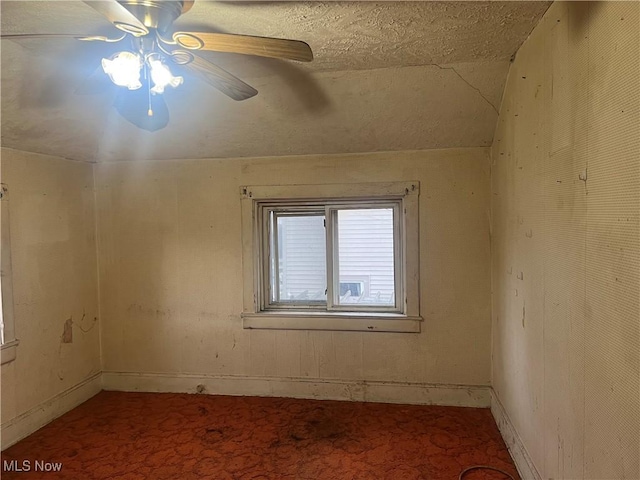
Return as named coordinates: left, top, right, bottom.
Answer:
left=1, top=1, right=549, bottom=162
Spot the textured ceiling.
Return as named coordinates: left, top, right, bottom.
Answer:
left=0, top=1, right=549, bottom=162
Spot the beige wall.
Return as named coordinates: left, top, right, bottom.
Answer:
left=491, top=2, right=639, bottom=479
left=95, top=148, right=491, bottom=389
left=0, top=148, right=101, bottom=433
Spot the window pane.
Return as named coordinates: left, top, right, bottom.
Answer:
left=336, top=208, right=395, bottom=306
left=272, top=214, right=327, bottom=303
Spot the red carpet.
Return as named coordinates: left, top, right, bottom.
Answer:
left=1, top=391, right=518, bottom=479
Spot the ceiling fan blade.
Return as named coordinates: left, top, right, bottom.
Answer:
left=172, top=32, right=313, bottom=62
left=82, top=0, right=149, bottom=36
left=0, top=33, right=122, bottom=42
left=177, top=54, right=258, bottom=101
left=114, top=88, right=169, bottom=132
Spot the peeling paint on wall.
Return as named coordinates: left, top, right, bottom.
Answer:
left=0, top=149, right=101, bottom=442
left=61, top=318, right=73, bottom=344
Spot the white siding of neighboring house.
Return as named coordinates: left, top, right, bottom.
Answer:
left=276, top=208, right=395, bottom=305
left=336, top=209, right=395, bottom=305
left=277, top=214, right=326, bottom=301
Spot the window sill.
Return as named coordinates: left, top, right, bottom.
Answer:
left=1, top=339, right=19, bottom=365
left=242, top=312, right=422, bottom=333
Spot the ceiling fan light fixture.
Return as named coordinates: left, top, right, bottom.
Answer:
left=148, top=58, right=183, bottom=94
left=1, top=0, right=316, bottom=129
left=102, top=51, right=143, bottom=90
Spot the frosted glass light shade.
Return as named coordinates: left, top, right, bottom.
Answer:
left=149, top=59, right=183, bottom=94
left=102, top=52, right=142, bottom=90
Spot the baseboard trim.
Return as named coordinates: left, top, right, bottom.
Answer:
left=490, top=389, right=541, bottom=480
left=1, top=372, right=102, bottom=450
left=103, top=371, right=491, bottom=407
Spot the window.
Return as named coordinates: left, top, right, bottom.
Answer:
left=263, top=203, right=401, bottom=310
left=1, top=183, right=18, bottom=364
left=241, top=182, right=422, bottom=332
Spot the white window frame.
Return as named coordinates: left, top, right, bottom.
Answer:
left=261, top=201, right=402, bottom=313
left=240, top=182, right=422, bottom=333
left=1, top=183, right=18, bottom=365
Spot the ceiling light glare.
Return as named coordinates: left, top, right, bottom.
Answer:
left=102, top=51, right=143, bottom=90
left=149, top=59, right=183, bottom=94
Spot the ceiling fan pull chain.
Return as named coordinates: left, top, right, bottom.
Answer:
left=146, top=64, right=153, bottom=117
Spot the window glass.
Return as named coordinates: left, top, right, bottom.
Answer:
left=271, top=213, right=327, bottom=303
left=335, top=208, right=395, bottom=306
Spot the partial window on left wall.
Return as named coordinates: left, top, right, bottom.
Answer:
left=1, top=183, right=18, bottom=365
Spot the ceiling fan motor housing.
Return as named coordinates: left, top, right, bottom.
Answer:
left=118, top=0, right=185, bottom=34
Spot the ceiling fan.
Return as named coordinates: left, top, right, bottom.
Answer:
left=1, top=0, right=314, bottom=130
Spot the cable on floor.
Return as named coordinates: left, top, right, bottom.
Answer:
left=459, top=465, right=516, bottom=480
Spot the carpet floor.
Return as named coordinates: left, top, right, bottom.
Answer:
left=1, top=391, right=519, bottom=480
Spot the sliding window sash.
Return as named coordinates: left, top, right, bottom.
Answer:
left=325, top=202, right=403, bottom=314
left=260, top=205, right=327, bottom=310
